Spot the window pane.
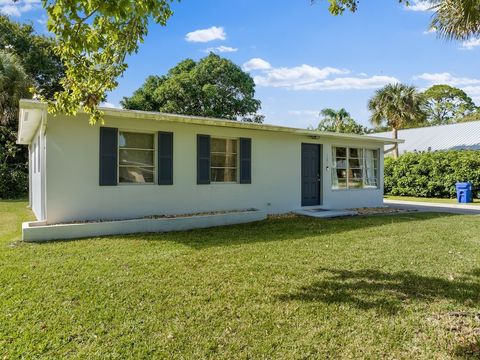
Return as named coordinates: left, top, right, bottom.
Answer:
left=119, top=132, right=154, bottom=149
left=119, top=167, right=154, bottom=183
left=211, top=138, right=238, bottom=153
left=350, top=168, right=363, bottom=180
left=119, top=149, right=154, bottom=167
left=335, top=147, right=347, bottom=158
left=211, top=168, right=237, bottom=182
left=349, top=159, right=362, bottom=168
left=334, top=158, right=347, bottom=169
left=210, top=138, right=238, bottom=182
left=364, top=149, right=378, bottom=189
left=365, top=176, right=378, bottom=188
left=349, top=179, right=363, bottom=189
left=332, top=169, right=347, bottom=189
left=349, top=148, right=362, bottom=158
left=211, top=154, right=237, bottom=168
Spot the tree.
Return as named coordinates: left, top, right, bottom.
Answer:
left=431, top=0, right=480, bottom=40
left=122, top=54, right=264, bottom=122
left=0, top=15, right=64, bottom=99
left=422, top=84, right=476, bottom=125
left=34, top=0, right=175, bottom=124
left=368, top=83, right=426, bottom=158
left=317, top=108, right=368, bottom=134
left=321, top=1, right=480, bottom=40
left=0, top=51, right=32, bottom=198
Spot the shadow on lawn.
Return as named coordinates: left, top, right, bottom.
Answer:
left=155, top=211, right=459, bottom=249
left=278, top=268, right=480, bottom=315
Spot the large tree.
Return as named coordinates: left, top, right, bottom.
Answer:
left=0, top=51, right=32, bottom=198
left=322, top=0, right=480, bottom=40
left=368, top=83, right=426, bottom=158
left=422, top=84, right=477, bottom=125
left=37, top=0, right=175, bottom=124
left=122, top=54, right=264, bottom=122
left=0, top=15, right=64, bottom=99
left=317, top=108, right=368, bottom=134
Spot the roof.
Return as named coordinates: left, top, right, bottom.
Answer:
left=374, top=121, right=480, bottom=154
left=17, top=99, right=402, bottom=145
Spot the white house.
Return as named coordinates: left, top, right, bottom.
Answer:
left=17, top=100, right=400, bottom=240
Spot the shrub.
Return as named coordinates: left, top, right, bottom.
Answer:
left=384, top=151, right=480, bottom=198
left=0, top=163, right=28, bottom=199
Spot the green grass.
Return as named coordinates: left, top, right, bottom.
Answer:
left=1, top=201, right=480, bottom=359
left=385, top=195, right=480, bottom=205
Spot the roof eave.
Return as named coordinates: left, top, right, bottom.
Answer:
left=18, top=99, right=403, bottom=145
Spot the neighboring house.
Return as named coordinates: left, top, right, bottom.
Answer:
left=18, top=100, right=399, bottom=226
left=374, top=121, right=480, bottom=155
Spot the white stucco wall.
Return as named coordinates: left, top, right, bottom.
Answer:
left=43, top=113, right=384, bottom=223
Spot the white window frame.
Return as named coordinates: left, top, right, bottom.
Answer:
left=210, top=136, right=239, bottom=184
left=117, top=130, right=157, bottom=185
left=331, top=146, right=380, bottom=190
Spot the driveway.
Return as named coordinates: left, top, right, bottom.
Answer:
left=384, top=199, right=480, bottom=215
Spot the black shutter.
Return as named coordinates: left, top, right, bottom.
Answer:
left=99, top=127, right=118, bottom=186
left=239, top=137, right=252, bottom=184
left=158, top=132, right=173, bottom=185
left=197, top=134, right=211, bottom=184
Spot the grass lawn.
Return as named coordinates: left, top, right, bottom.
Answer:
left=384, top=195, right=480, bottom=205
left=1, top=201, right=480, bottom=359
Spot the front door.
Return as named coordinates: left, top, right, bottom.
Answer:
left=301, top=143, right=321, bottom=206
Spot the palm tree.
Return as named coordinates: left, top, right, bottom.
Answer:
left=318, top=108, right=352, bottom=132
left=368, top=83, right=425, bottom=158
left=430, top=0, right=480, bottom=40
left=0, top=50, right=31, bottom=126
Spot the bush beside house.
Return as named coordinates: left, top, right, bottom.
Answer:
left=384, top=150, right=480, bottom=198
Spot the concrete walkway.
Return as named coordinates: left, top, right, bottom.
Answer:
left=384, top=199, right=480, bottom=215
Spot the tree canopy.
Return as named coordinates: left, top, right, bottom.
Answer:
left=122, top=54, right=263, bottom=122
left=317, top=108, right=368, bottom=134
left=321, top=0, right=480, bottom=41
left=368, top=83, right=426, bottom=158
left=0, top=15, right=63, bottom=99
left=0, top=51, right=31, bottom=198
left=40, top=0, right=175, bottom=124
left=422, top=84, right=477, bottom=125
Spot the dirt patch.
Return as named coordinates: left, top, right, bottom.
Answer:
left=267, top=212, right=298, bottom=220
left=349, top=207, right=417, bottom=216
left=430, top=312, right=480, bottom=357
left=55, top=209, right=259, bottom=225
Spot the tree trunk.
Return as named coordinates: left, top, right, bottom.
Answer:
left=392, top=127, right=399, bottom=159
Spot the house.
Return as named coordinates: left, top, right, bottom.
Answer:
left=17, top=100, right=400, bottom=240
left=374, top=120, right=480, bottom=155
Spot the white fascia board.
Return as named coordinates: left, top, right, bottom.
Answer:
left=18, top=99, right=403, bottom=145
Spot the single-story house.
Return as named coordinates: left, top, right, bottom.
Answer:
left=374, top=120, right=480, bottom=155
left=17, top=100, right=400, bottom=240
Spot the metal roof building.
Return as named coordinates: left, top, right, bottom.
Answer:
left=373, top=121, right=480, bottom=154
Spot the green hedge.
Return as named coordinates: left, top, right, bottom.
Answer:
left=0, top=163, right=28, bottom=199
left=384, top=150, right=480, bottom=198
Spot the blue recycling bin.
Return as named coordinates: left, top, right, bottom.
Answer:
left=456, top=182, right=473, bottom=203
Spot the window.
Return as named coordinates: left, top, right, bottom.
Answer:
left=332, top=147, right=379, bottom=189
left=210, top=138, right=238, bottom=182
left=118, top=131, right=155, bottom=184
left=37, top=136, right=40, bottom=173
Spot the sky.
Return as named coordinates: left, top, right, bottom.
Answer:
left=2, top=0, right=480, bottom=128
